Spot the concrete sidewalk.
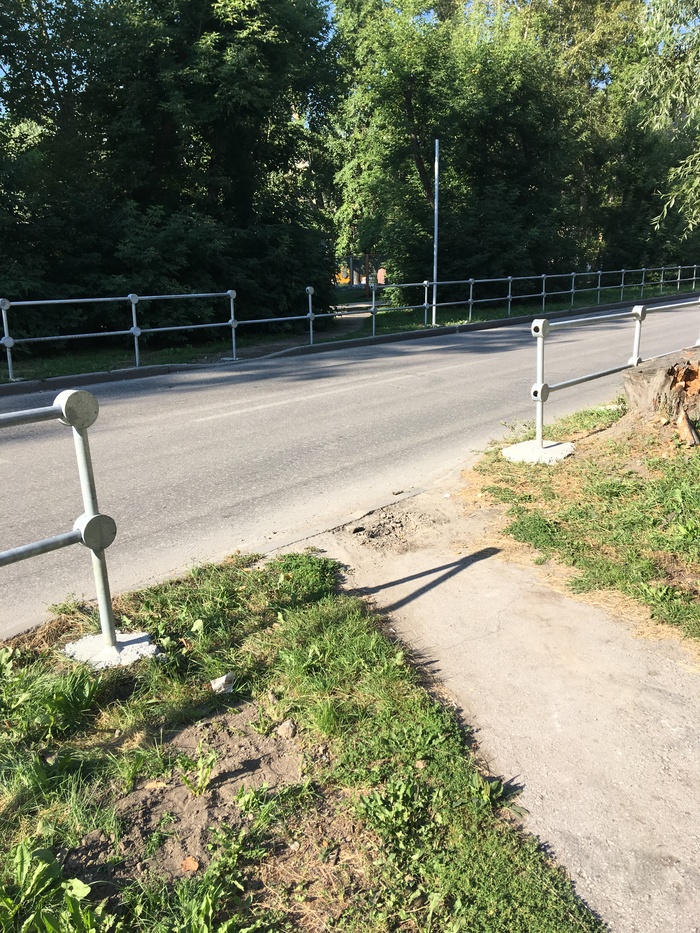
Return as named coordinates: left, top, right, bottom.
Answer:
left=304, top=480, right=700, bottom=933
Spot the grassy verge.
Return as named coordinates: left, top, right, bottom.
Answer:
left=1, top=553, right=603, bottom=932
left=475, top=402, right=700, bottom=639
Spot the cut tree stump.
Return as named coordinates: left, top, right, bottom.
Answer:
left=623, top=351, right=700, bottom=446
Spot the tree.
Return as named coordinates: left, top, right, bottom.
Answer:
left=637, top=0, right=700, bottom=231
left=0, top=0, right=336, bottom=332
left=333, top=2, right=586, bottom=282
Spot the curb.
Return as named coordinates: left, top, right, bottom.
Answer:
left=1, top=292, right=697, bottom=397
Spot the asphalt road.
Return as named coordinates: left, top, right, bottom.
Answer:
left=1, top=303, right=698, bottom=638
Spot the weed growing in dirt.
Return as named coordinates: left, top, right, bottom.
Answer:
left=177, top=742, right=218, bottom=797
left=1, top=552, right=604, bottom=931
left=478, top=402, right=700, bottom=638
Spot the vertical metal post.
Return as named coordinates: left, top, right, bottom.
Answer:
left=1, top=299, right=14, bottom=381
left=128, top=294, right=140, bottom=367
left=56, top=390, right=117, bottom=649
left=597, top=270, right=602, bottom=304
left=227, top=289, right=237, bottom=361
left=306, top=286, right=315, bottom=346
left=531, top=320, right=549, bottom=450
left=660, top=267, right=665, bottom=295
left=423, top=280, right=429, bottom=327
left=74, top=427, right=116, bottom=648
left=541, top=274, right=546, bottom=312
left=620, top=269, right=625, bottom=301
left=432, top=138, right=439, bottom=327
left=677, top=265, right=682, bottom=291
left=570, top=272, right=575, bottom=308
left=507, top=277, right=513, bottom=316
left=693, top=265, right=697, bottom=291
left=629, top=305, right=646, bottom=366
left=697, top=298, right=700, bottom=346
left=641, top=268, right=646, bottom=298
left=371, top=284, right=377, bottom=337
left=468, top=278, right=474, bottom=322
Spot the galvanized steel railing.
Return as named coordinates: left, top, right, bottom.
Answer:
left=529, top=297, right=700, bottom=448
left=371, top=262, right=700, bottom=325
left=1, top=262, right=699, bottom=382
left=0, top=390, right=118, bottom=646
left=0, top=291, right=238, bottom=381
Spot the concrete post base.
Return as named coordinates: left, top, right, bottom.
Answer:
left=64, top=631, right=158, bottom=670
left=501, top=439, right=575, bottom=464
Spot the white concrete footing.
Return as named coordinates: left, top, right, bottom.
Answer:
left=501, top=439, right=575, bottom=464
left=64, top=630, right=158, bottom=669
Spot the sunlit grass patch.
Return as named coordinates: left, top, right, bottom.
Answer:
left=477, top=402, right=700, bottom=639
left=1, top=552, right=603, bottom=931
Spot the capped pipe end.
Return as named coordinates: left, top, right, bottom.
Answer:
left=531, top=382, right=550, bottom=402
left=306, top=286, right=314, bottom=295
left=55, top=390, right=99, bottom=429
left=74, top=513, right=117, bottom=551
left=531, top=319, right=550, bottom=338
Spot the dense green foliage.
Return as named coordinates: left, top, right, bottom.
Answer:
left=0, top=0, right=336, bottom=333
left=333, top=0, right=700, bottom=282
left=1, top=0, right=700, bottom=335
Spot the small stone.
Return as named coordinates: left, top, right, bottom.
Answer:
left=415, top=759, right=427, bottom=770
left=276, top=719, right=297, bottom=740
left=181, top=856, right=199, bottom=874
left=289, top=841, right=300, bottom=851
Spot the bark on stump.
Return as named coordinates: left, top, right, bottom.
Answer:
left=623, top=352, right=700, bottom=446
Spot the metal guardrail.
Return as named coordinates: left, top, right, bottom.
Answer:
left=370, top=263, right=700, bottom=326
left=529, top=298, right=700, bottom=448
left=0, top=291, right=238, bottom=381
left=0, top=390, right=118, bottom=646
left=1, top=262, right=698, bottom=382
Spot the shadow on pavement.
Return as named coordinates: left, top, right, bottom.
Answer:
left=359, top=547, right=500, bottom=613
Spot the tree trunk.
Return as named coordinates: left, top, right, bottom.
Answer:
left=623, top=353, right=700, bottom=445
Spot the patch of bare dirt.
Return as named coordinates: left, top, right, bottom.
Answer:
left=345, top=503, right=451, bottom=553
left=62, top=703, right=304, bottom=894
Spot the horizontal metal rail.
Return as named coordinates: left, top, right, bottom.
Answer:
left=2, top=263, right=699, bottom=382
left=0, top=404, right=63, bottom=427
left=529, top=299, right=700, bottom=448
left=0, top=530, right=82, bottom=567
left=1, top=390, right=118, bottom=646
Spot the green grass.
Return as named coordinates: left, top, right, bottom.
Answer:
left=0, top=553, right=604, bottom=932
left=477, top=401, right=700, bottom=639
